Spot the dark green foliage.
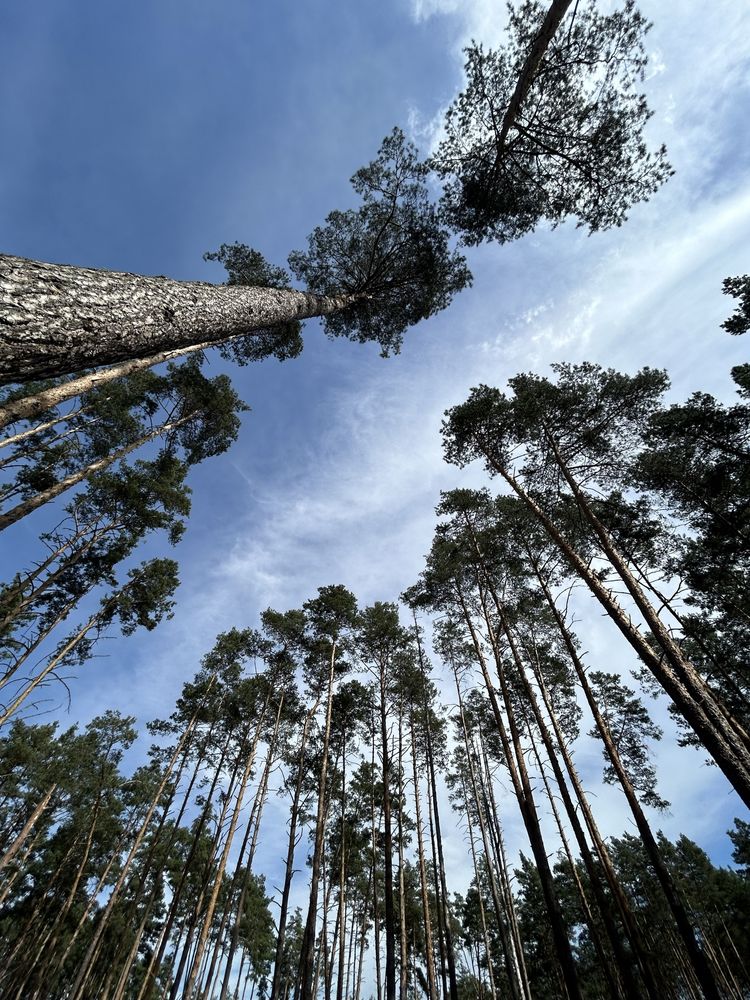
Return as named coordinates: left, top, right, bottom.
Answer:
left=635, top=374, right=750, bottom=733
left=722, top=274, right=750, bottom=336
left=289, top=128, right=471, bottom=356
left=236, top=872, right=276, bottom=990
left=587, top=670, right=668, bottom=811
left=203, top=242, right=305, bottom=362
left=432, top=0, right=672, bottom=244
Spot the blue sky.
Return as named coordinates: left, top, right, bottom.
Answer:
left=1, top=0, right=749, bottom=898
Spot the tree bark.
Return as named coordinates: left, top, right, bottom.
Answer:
left=298, top=643, right=339, bottom=1000
left=0, top=414, right=189, bottom=532
left=495, top=0, right=574, bottom=151
left=0, top=253, right=360, bottom=385
left=0, top=785, right=56, bottom=872
left=492, top=459, right=750, bottom=808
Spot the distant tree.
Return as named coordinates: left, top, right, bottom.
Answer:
left=431, top=0, right=671, bottom=244
left=441, top=362, right=750, bottom=812
left=722, top=274, right=750, bottom=336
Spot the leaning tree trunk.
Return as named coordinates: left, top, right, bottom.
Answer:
left=0, top=341, right=206, bottom=432
left=492, top=459, right=750, bottom=809
left=0, top=413, right=191, bottom=532
left=495, top=0, right=574, bottom=153
left=533, top=560, right=724, bottom=1000
left=0, top=253, right=361, bottom=385
left=0, top=785, right=56, bottom=872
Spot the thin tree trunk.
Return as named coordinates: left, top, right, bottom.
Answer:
left=216, top=695, right=284, bottom=1000
left=494, top=0, right=574, bottom=154
left=0, top=590, right=85, bottom=691
left=477, top=568, right=636, bottom=1000
left=68, top=691, right=210, bottom=1000
left=409, top=711, right=439, bottom=1000
left=168, top=745, right=245, bottom=1000
left=0, top=252, right=362, bottom=384
left=480, top=747, right=530, bottom=1000
left=414, top=632, right=459, bottom=1000
left=335, top=734, right=348, bottom=1000
left=0, top=413, right=190, bottom=532
left=493, top=459, right=750, bottom=808
left=298, top=642, right=339, bottom=1000
left=424, top=754, right=448, bottom=1000
left=532, top=555, right=722, bottom=1000
left=0, top=404, right=86, bottom=446
left=0, top=521, right=117, bottom=632
left=549, top=431, right=750, bottom=754
left=110, top=699, right=219, bottom=1000
left=459, top=771, right=498, bottom=1000
left=182, top=697, right=270, bottom=1000
left=452, top=672, right=525, bottom=1000
left=397, top=702, right=408, bottom=1000
left=0, top=784, right=56, bottom=872
left=0, top=340, right=224, bottom=431
left=454, top=581, right=582, bottom=1000
left=379, top=655, right=398, bottom=1000
left=269, top=694, right=321, bottom=1000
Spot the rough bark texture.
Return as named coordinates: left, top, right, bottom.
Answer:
left=0, top=254, right=358, bottom=385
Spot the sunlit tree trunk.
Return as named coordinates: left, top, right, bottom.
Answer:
left=0, top=252, right=361, bottom=384
left=0, top=413, right=190, bottom=532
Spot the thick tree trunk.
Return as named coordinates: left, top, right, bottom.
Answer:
left=0, top=253, right=360, bottom=385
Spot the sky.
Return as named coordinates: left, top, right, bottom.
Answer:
left=1, top=0, right=750, bottom=911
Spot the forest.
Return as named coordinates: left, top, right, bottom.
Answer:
left=0, top=0, right=749, bottom=998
